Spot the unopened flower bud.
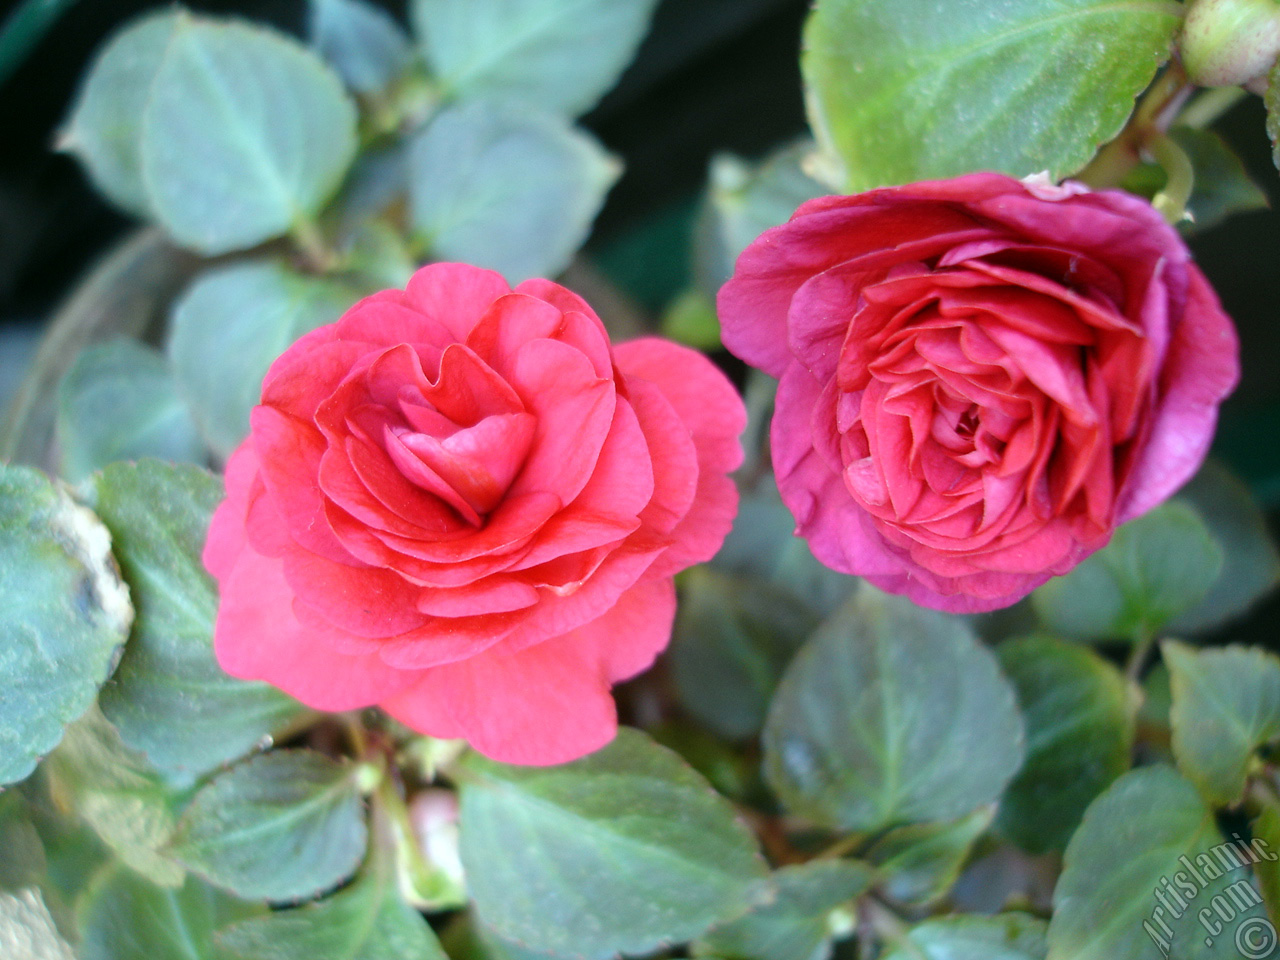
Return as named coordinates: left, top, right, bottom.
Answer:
left=1180, top=0, right=1280, bottom=88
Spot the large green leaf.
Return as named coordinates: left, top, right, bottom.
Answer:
left=1032, top=501, right=1223, bottom=643
left=169, top=750, right=368, bottom=902
left=309, top=0, right=412, bottom=94
left=996, top=636, right=1135, bottom=853
left=670, top=566, right=819, bottom=741
left=410, top=0, right=659, bottom=117
left=140, top=15, right=357, bottom=254
left=1166, top=641, right=1280, bottom=806
left=55, top=339, right=204, bottom=483
left=694, top=859, right=872, bottom=960
left=78, top=867, right=262, bottom=960
left=217, top=840, right=447, bottom=960
left=1251, top=802, right=1280, bottom=928
left=0, top=465, right=132, bottom=785
left=44, top=709, right=185, bottom=887
left=763, top=589, right=1025, bottom=833
left=867, top=806, right=994, bottom=906
left=58, top=10, right=180, bottom=217
left=89, top=461, right=303, bottom=785
left=458, top=728, right=769, bottom=958
left=802, top=0, right=1182, bottom=191
left=167, top=260, right=357, bottom=458
left=1047, top=765, right=1260, bottom=960
left=408, top=100, right=619, bottom=283
left=1170, top=459, right=1280, bottom=634
left=883, top=914, right=1048, bottom=960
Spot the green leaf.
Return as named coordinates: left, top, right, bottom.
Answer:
left=458, top=727, right=769, bottom=958
left=55, top=339, right=204, bottom=483
left=140, top=15, right=358, bottom=254
left=867, top=806, right=994, bottom=906
left=44, top=709, right=185, bottom=887
left=410, top=0, right=659, bottom=117
left=0, top=464, right=132, bottom=785
left=883, top=913, right=1048, bottom=960
left=408, top=100, right=620, bottom=283
left=1170, top=459, right=1280, bottom=634
left=88, top=461, right=303, bottom=785
left=1251, top=802, right=1280, bottom=927
left=694, top=859, right=872, bottom=960
left=78, top=867, right=262, bottom=960
left=763, top=589, right=1024, bottom=833
left=695, top=141, right=826, bottom=296
left=309, top=0, right=412, bottom=94
left=58, top=10, right=180, bottom=217
left=1032, top=501, right=1224, bottom=643
left=1166, top=641, right=1280, bottom=807
left=670, top=566, right=820, bottom=741
left=996, top=637, right=1135, bottom=853
left=802, top=0, right=1181, bottom=192
left=1047, top=765, right=1262, bottom=960
left=167, top=260, right=358, bottom=458
left=0, top=888, right=76, bottom=960
left=216, top=841, right=447, bottom=960
left=169, top=749, right=368, bottom=902
left=1174, top=126, right=1269, bottom=232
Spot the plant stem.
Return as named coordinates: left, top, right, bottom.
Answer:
left=1077, top=64, right=1193, bottom=190
left=1147, top=131, right=1196, bottom=223
left=1179, top=85, right=1249, bottom=129
left=1126, top=630, right=1159, bottom=684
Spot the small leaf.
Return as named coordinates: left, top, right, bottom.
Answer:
left=309, top=0, right=413, bottom=94
left=670, top=566, right=819, bottom=741
left=1174, top=126, right=1269, bottom=232
left=167, top=260, right=358, bottom=458
left=802, top=0, right=1181, bottom=191
left=996, top=637, right=1135, bottom=853
left=408, top=99, right=620, bottom=283
left=694, top=859, right=873, bottom=960
left=1251, top=802, right=1280, bottom=927
left=58, top=10, right=181, bottom=217
left=44, top=709, right=185, bottom=887
left=169, top=750, right=368, bottom=902
left=763, top=589, right=1025, bottom=833
left=141, top=15, right=358, bottom=254
left=882, top=913, right=1048, bottom=960
left=78, top=867, right=262, bottom=960
left=0, top=888, right=75, bottom=960
left=1165, top=641, right=1280, bottom=807
left=1170, top=459, right=1280, bottom=634
left=217, top=841, right=447, bottom=960
left=89, top=461, right=303, bottom=785
left=1032, top=501, right=1224, bottom=643
left=55, top=339, right=204, bottom=483
left=1047, top=765, right=1261, bottom=960
left=0, top=464, right=132, bottom=785
left=458, top=727, right=769, bottom=958
left=410, top=0, right=659, bottom=117
left=695, top=141, right=826, bottom=296
left=868, top=806, right=994, bottom=907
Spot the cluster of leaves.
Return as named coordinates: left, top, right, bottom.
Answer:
left=48, top=0, right=649, bottom=469
left=3, top=1, right=1280, bottom=960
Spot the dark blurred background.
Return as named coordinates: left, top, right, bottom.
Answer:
left=1, top=0, right=1277, bottom=638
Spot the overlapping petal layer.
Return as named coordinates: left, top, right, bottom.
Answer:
left=208, top=263, right=745, bottom=764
